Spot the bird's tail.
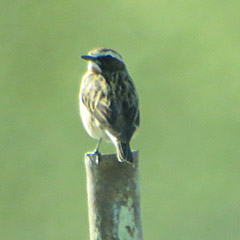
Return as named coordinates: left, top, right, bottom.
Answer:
left=116, top=142, right=133, bottom=163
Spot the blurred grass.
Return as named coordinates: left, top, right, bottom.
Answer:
left=1, top=0, right=240, bottom=239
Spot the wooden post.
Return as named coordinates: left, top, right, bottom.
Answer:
left=84, top=151, right=143, bottom=240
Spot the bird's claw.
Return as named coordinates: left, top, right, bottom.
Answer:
left=87, top=150, right=101, bottom=165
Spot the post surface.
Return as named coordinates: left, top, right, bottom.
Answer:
left=85, top=151, right=143, bottom=240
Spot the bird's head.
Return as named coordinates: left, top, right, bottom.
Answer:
left=82, top=48, right=125, bottom=73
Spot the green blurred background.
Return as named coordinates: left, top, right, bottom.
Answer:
left=1, top=0, right=240, bottom=239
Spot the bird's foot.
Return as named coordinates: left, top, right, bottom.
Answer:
left=86, top=150, right=101, bottom=165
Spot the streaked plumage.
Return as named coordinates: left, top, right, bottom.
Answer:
left=79, top=48, right=139, bottom=163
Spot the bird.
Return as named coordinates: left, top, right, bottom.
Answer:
left=79, top=48, right=139, bottom=164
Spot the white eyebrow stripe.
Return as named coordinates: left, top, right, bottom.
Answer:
left=89, top=51, right=123, bottom=62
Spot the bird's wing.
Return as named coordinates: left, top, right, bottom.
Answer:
left=109, top=75, right=139, bottom=141
left=81, top=73, right=111, bottom=126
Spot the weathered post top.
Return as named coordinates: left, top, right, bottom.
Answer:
left=85, top=151, right=143, bottom=240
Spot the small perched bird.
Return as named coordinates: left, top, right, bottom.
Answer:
left=79, top=48, right=139, bottom=163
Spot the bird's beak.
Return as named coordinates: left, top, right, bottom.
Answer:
left=81, top=55, right=96, bottom=61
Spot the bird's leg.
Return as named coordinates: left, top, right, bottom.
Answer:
left=94, top=138, right=102, bottom=164
left=94, top=138, right=102, bottom=153
left=87, top=138, right=102, bottom=165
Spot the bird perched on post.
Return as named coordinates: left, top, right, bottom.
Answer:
left=79, top=48, right=139, bottom=164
